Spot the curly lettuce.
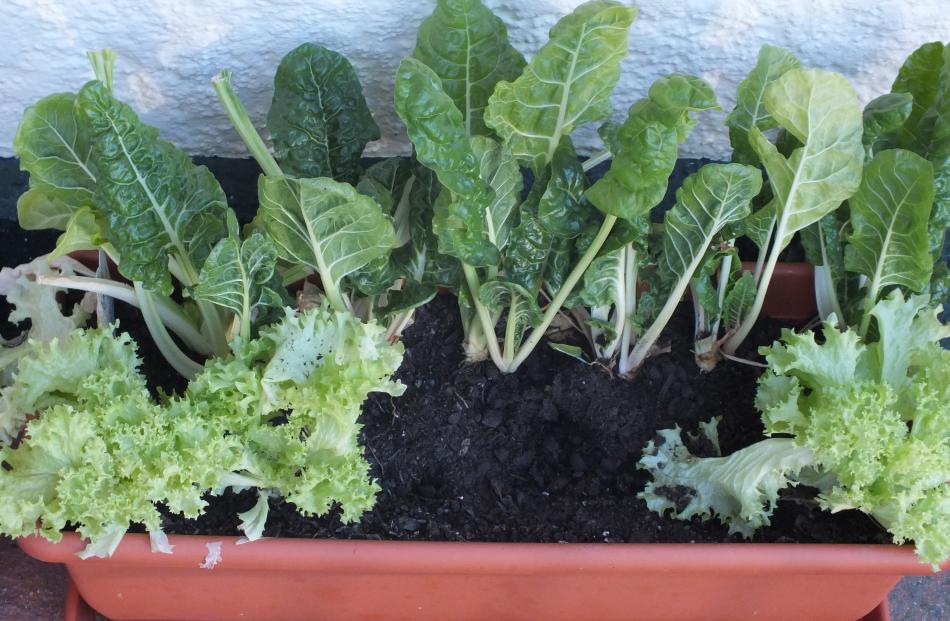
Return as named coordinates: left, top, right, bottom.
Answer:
left=0, top=305, right=404, bottom=557
left=640, top=291, right=950, bottom=568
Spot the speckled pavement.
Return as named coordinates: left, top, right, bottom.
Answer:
left=2, top=537, right=946, bottom=621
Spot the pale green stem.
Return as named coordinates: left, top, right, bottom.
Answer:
left=582, top=148, right=612, bottom=172
left=711, top=245, right=734, bottom=339
left=36, top=274, right=212, bottom=356
left=134, top=283, right=203, bottom=379
left=618, top=244, right=638, bottom=373
left=212, top=70, right=283, bottom=177
left=462, top=264, right=507, bottom=370
left=508, top=215, right=618, bottom=373
left=385, top=310, right=415, bottom=342
left=503, top=296, right=519, bottom=364
left=753, top=216, right=776, bottom=286
left=87, top=49, right=117, bottom=92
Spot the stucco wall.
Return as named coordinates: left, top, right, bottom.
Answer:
left=2, top=0, right=948, bottom=159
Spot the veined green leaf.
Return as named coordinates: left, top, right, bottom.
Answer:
left=356, top=157, right=413, bottom=216
left=742, top=200, right=777, bottom=252
left=471, top=136, right=522, bottom=250
left=268, top=43, right=380, bottom=184
left=13, top=93, right=97, bottom=230
left=394, top=58, right=499, bottom=266
left=76, top=81, right=229, bottom=295
left=659, top=164, right=762, bottom=284
left=862, top=93, right=913, bottom=158
left=478, top=279, right=541, bottom=343
left=48, top=206, right=118, bottom=263
left=750, top=69, right=864, bottom=250
left=258, top=176, right=395, bottom=293
left=412, top=0, right=525, bottom=136
left=889, top=42, right=950, bottom=161
left=845, top=149, right=935, bottom=298
left=722, top=271, right=756, bottom=330
left=576, top=246, right=623, bottom=308
left=586, top=74, right=718, bottom=220
left=726, top=45, right=801, bottom=165
left=484, top=0, right=637, bottom=170
left=194, top=214, right=286, bottom=337
left=538, top=139, right=587, bottom=237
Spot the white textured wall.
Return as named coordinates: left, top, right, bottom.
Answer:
left=1, top=1, right=948, bottom=159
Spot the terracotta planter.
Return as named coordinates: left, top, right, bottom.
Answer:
left=17, top=262, right=947, bottom=620
left=29, top=533, right=932, bottom=621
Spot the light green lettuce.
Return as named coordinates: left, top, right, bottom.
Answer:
left=640, top=291, right=950, bottom=568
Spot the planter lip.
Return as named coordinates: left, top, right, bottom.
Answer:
left=19, top=531, right=946, bottom=576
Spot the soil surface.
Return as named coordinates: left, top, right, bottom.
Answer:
left=0, top=156, right=888, bottom=547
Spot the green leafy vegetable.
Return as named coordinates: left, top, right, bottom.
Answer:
left=268, top=43, right=380, bottom=183
left=412, top=0, right=525, bottom=136
left=641, top=291, right=950, bottom=569
left=484, top=0, right=638, bottom=171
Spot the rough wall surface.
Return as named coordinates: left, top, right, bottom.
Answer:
left=1, top=0, right=947, bottom=159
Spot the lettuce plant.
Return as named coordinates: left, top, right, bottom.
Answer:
left=0, top=304, right=404, bottom=558
left=640, top=291, right=950, bottom=568
left=396, top=0, right=641, bottom=371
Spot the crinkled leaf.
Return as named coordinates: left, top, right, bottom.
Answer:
left=484, top=1, right=637, bottom=170
left=47, top=206, right=118, bottom=262
left=862, top=93, right=914, bottom=158
left=412, top=0, right=525, bottom=136
left=888, top=42, right=950, bottom=161
left=722, top=271, right=756, bottom=330
left=13, top=93, right=97, bottom=231
left=268, top=43, right=380, bottom=184
left=537, top=139, right=588, bottom=237
left=586, top=73, right=718, bottom=220
left=478, top=279, right=541, bottom=344
left=658, top=164, right=762, bottom=285
left=394, top=58, right=498, bottom=266
left=258, top=176, right=395, bottom=292
left=194, top=214, right=286, bottom=334
left=726, top=45, right=801, bottom=165
left=77, top=81, right=229, bottom=295
left=471, top=136, right=522, bottom=250
left=845, top=149, right=935, bottom=297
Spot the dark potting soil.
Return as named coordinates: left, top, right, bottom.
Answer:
left=157, top=294, right=887, bottom=546
left=0, top=156, right=888, bottom=547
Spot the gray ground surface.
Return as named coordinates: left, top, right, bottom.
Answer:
left=2, top=537, right=946, bottom=620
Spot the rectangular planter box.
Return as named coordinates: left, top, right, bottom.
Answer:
left=15, top=264, right=948, bottom=620
left=26, top=532, right=931, bottom=621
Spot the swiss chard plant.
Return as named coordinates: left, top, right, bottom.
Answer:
left=212, top=43, right=434, bottom=342
left=801, top=41, right=950, bottom=334
left=396, top=0, right=643, bottom=372
left=639, top=291, right=950, bottom=569
left=688, top=48, right=867, bottom=365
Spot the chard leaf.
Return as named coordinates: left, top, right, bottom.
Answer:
left=76, top=81, right=229, bottom=295
left=750, top=69, right=864, bottom=251
left=742, top=200, right=777, bottom=252
left=889, top=42, right=950, bottom=161
left=586, top=73, right=717, bottom=220
left=194, top=214, right=286, bottom=337
left=356, top=157, right=412, bottom=217
left=394, top=58, right=499, bottom=266
left=48, top=206, right=118, bottom=263
left=726, top=45, right=801, bottom=165
left=268, top=43, right=380, bottom=184
left=537, top=139, right=588, bottom=238
left=484, top=1, right=637, bottom=170
left=862, top=93, right=914, bottom=158
left=930, top=161, right=950, bottom=261
left=478, top=279, right=541, bottom=343
left=258, top=176, right=395, bottom=296
left=412, top=0, right=525, bottom=136
left=845, top=149, right=935, bottom=298
left=576, top=246, right=623, bottom=308
left=503, top=195, right=552, bottom=294
left=13, top=93, right=97, bottom=231
left=658, top=163, right=762, bottom=286
left=722, top=271, right=756, bottom=330
left=471, top=136, right=522, bottom=250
